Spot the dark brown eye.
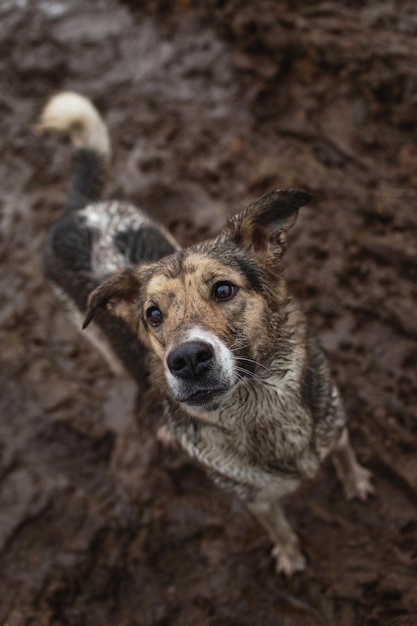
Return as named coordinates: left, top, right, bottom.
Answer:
left=212, top=281, right=237, bottom=302
left=146, top=306, right=163, bottom=327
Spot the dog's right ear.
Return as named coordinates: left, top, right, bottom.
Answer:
left=82, top=267, right=141, bottom=330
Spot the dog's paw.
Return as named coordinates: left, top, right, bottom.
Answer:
left=345, top=464, right=374, bottom=501
left=271, top=543, right=306, bottom=577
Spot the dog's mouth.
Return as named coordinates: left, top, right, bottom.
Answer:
left=175, top=386, right=231, bottom=411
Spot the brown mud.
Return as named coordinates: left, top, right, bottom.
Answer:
left=1, top=1, right=417, bottom=624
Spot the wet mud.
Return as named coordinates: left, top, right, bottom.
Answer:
left=1, top=1, right=417, bottom=624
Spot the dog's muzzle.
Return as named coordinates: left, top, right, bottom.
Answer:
left=165, top=338, right=234, bottom=411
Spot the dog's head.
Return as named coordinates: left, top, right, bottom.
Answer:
left=83, top=189, right=311, bottom=412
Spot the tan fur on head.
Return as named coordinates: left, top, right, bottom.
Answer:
left=36, top=91, right=111, bottom=161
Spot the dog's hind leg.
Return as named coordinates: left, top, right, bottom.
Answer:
left=247, top=486, right=306, bottom=576
left=330, top=427, right=373, bottom=500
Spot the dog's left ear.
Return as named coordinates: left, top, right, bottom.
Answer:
left=224, top=189, right=311, bottom=259
left=82, top=267, right=141, bottom=330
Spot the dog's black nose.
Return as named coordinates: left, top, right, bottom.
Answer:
left=167, top=341, right=214, bottom=380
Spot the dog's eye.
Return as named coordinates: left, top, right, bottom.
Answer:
left=146, top=306, right=163, bottom=327
left=212, top=281, right=237, bottom=302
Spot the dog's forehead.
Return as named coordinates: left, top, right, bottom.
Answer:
left=142, top=247, right=259, bottom=298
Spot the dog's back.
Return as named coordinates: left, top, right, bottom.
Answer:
left=38, top=92, right=177, bottom=380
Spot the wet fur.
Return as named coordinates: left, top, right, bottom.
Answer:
left=40, top=92, right=373, bottom=576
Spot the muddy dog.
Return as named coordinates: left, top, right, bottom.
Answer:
left=38, top=92, right=373, bottom=575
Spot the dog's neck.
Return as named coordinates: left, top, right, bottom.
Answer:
left=166, top=353, right=316, bottom=479
left=180, top=351, right=305, bottom=428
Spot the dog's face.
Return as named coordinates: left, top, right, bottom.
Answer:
left=84, top=189, right=311, bottom=412
left=135, top=249, right=267, bottom=411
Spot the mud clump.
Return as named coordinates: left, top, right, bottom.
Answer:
left=1, top=1, right=417, bottom=624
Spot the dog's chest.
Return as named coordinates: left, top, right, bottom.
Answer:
left=168, top=375, right=320, bottom=488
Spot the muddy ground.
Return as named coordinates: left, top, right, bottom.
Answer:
left=1, top=0, right=417, bottom=624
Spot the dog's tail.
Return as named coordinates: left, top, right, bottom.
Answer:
left=37, top=92, right=111, bottom=213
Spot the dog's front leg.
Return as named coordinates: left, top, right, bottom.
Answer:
left=247, top=487, right=306, bottom=576
left=330, top=427, right=373, bottom=500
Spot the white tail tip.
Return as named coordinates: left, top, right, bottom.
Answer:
left=37, top=91, right=111, bottom=161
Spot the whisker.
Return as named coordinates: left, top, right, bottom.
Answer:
left=228, top=341, right=272, bottom=376
left=229, top=339, right=250, bottom=352
left=235, top=371, right=252, bottom=395
left=234, top=355, right=272, bottom=375
left=235, top=366, right=265, bottom=384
